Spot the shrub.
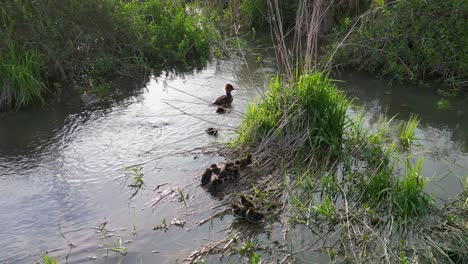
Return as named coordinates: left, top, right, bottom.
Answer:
left=0, top=0, right=221, bottom=110
left=326, top=0, right=468, bottom=87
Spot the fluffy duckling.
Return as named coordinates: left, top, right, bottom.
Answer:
left=246, top=207, right=264, bottom=223
left=201, top=168, right=212, bottom=186
left=239, top=154, right=253, bottom=169
left=240, top=195, right=255, bottom=208
left=228, top=164, right=240, bottom=179
left=218, top=168, right=230, bottom=180
left=231, top=203, right=247, bottom=220
left=213, top=84, right=235, bottom=106
left=208, top=178, right=223, bottom=195
left=216, top=107, right=226, bottom=114
left=205, top=127, right=218, bottom=136
left=210, top=164, right=220, bottom=175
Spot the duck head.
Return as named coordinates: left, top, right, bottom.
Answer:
left=224, top=83, right=235, bottom=95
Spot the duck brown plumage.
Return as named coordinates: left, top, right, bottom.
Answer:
left=205, top=127, right=218, bottom=136
left=210, top=164, right=220, bottom=175
left=213, top=84, right=235, bottom=106
left=246, top=207, right=264, bottom=223
left=228, top=165, right=240, bottom=179
left=239, top=154, right=253, bottom=169
left=201, top=168, right=212, bottom=186
left=208, top=178, right=223, bottom=195
left=231, top=203, right=248, bottom=219
left=218, top=168, right=229, bottom=180
left=240, top=195, right=254, bottom=208
left=216, top=106, right=226, bottom=114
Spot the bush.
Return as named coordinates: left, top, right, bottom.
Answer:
left=0, top=0, right=221, bottom=110
left=326, top=0, right=468, bottom=88
left=0, top=45, right=46, bottom=109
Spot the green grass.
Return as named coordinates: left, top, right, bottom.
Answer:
left=235, top=72, right=349, bottom=159
left=0, top=46, right=46, bottom=109
left=436, top=99, right=451, bottom=110
left=42, top=254, right=58, bottom=264
left=393, top=157, right=432, bottom=220
left=398, top=115, right=419, bottom=149
left=0, top=0, right=222, bottom=110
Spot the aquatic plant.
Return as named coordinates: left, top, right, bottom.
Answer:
left=124, top=167, right=145, bottom=199
left=436, top=99, right=451, bottom=110
left=42, top=254, right=58, bottom=264
left=392, top=157, right=432, bottom=221
left=398, top=115, right=419, bottom=150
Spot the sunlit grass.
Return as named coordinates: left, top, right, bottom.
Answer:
left=398, top=115, right=419, bottom=149
left=42, top=254, right=58, bottom=264
left=234, top=72, right=349, bottom=160
left=0, top=46, right=46, bottom=109
left=393, top=157, right=432, bottom=220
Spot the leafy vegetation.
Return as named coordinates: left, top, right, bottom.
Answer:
left=235, top=72, right=349, bottom=160
left=227, top=71, right=464, bottom=262
left=326, top=0, right=468, bottom=88
left=0, top=0, right=221, bottom=110
left=42, top=254, right=58, bottom=264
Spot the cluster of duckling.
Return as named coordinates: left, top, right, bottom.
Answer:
left=231, top=195, right=264, bottom=223
left=200, top=154, right=252, bottom=195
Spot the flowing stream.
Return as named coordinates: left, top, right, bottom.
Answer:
left=0, top=38, right=466, bottom=263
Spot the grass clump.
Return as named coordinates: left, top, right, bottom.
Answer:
left=42, top=254, right=58, bottom=264
left=0, top=46, right=46, bottom=109
left=236, top=72, right=349, bottom=160
left=326, top=0, right=468, bottom=88
left=393, top=157, right=432, bottom=220
left=398, top=114, right=419, bottom=149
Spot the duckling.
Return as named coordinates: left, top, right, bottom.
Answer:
left=218, top=168, right=229, bottom=180
left=205, top=127, right=218, bottom=136
left=208, top=178, right=223, bottom=195
left=246, top=207, right=264, bottom=223
left=231, top=203, right=247, bottom=220
left=228, top=164, right=240, bottom=179
left=216, top=107, right=226, bottom=114
left=240, top=195, right=255, bottom=208
left=201, top=168, right=212, bottom=186
left=239, top=154, right=253, bottom=169
left=213, top=83, right=235, bottom=106
left=210, top=164, right=221, bottom=175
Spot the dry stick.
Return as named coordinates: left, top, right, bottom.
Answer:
left=337, top=182, right=359, bottom=263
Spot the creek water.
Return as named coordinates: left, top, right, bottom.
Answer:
left=0, top=39, right=466, bottom=263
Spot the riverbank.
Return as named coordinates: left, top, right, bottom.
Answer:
left=0, top=0, right=222, bottom=110
left=219, top=71, right=467, bottom=262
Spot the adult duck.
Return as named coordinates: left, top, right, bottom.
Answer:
left=213, top=83, right=235, bottom=106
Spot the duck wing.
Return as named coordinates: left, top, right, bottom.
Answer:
left=213, top=95, right=228, bottom=106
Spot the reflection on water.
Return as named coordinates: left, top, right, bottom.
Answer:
left=0, top=44, right=466, bottom=263
left=335, top=71, right=468, bottom=199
